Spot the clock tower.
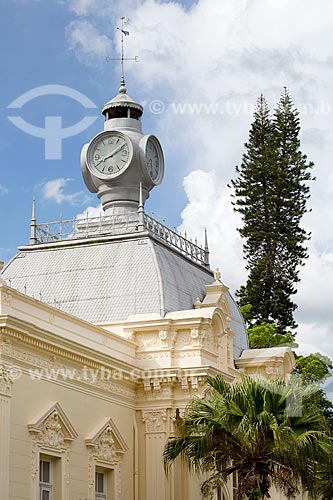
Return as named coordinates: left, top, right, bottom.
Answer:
left=80, top=77, right=164, bottom=214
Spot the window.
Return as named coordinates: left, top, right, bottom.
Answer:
left=39, top=455, right=61, bottom=500
left=95, top=466, right=116, bottom=500
left=39, top=459, right=52, bottom=500
left=95, top=470, right=107, bottom=500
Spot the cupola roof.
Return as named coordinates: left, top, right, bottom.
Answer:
left=102, top=78, right=143, bottom=117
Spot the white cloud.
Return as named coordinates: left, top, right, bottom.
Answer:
left=75, top=204, right=103, bottom=219
left=42, top=178, right=90, bottom=206
left=60, top=0, right=141, bottom=17
left=296, top=322, right=333, bottom=360
left=0, top=185, right=8, bottom=195
left=65, top=20, right=113, bottom=65
left=60, top=0, right=98, bottom=15
left=179, top=170, right=246, bottom=294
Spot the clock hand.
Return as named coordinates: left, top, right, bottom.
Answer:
left=94, top=157, right=106, bottom=167
left=93, top=143, right=126, bottom=168
left=103, top=142, right=126, bottom=161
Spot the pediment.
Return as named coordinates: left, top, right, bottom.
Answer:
left=27, top=401, right=78, bottom=449
left=85, top=417, right=128, bottom=462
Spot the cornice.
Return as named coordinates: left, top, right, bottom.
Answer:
left=0, top=335, right=137, bottom=405
left=120, top=313, right=216, bottom=334
left=0, top=315, right=136, bottom=377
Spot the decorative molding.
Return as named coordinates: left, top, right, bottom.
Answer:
left=42, top=411, right=65, bottom=448
left=141, top=374, right=177, bottom=396
left=137, top=386, right=173, bottom=401
left=0, top=325, right=135, bottom=383
left=136, top=330, right=176, bottom=351
left=0, top=334, right=135, bottom=400
left=265, top=365, right=284, bottom=377
left=95, top=426, right=117, bottom=462
left=116, top=465, right=122, bottom=500
left=172, top=351, right=200, bottom=358
left=180, top=375, right=203, bottom=392
left=136, top=351, right=170, bottom=360
left=64, top=443, right=71, bottom=486
left=28, top=401, right=78, bottom=450
left=190, top=327, right=211, bottom=347
left=138, top=370, right=208, bottom=397
left=31, top=434, right=38, bottom=479
left=142, top=409, right=167, bottom=433
left=158, top=330, right=167, bottom=341
left=85, top=417, right=128, bottom=463
left=0, top=364, right=14, bottom=396
left=227, top=334, right=233, bottom=366
left=28, top=402, right=76, bottom=500
left=136, top=332, right=160, bottom=349
left=86, top=418, right=127, bottom=500
left=88, top=449, right=94, bottom=492
left=1, top=289, right=12, bottom=307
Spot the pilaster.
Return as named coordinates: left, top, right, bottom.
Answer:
left=142, top=409, right=168, bottom=500
left=0, top=364, right=14, bottom=500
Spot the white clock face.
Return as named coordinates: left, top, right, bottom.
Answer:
left=146, top=138, right=161, bottom=182
left=87, top=132, right=131, bottom=178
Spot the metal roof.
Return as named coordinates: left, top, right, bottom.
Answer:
left=2, top=233, right=248, bottom=358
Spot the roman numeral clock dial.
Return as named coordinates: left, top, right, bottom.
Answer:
left=86, top=131, right=133, bottom=179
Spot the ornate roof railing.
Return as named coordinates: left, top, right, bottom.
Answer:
left=143, top=213, right=209, bottom=267
left=29, top=209, right=210, bottom=268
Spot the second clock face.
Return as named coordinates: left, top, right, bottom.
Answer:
left=146, top=139, right=160, bottom=182
left=144, top=136, right=164, bottom=184
left=87, top=132, right=132, bottom=178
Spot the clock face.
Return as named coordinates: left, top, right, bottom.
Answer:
left=145, top=137, right=163, bottom=184
left=87, top=132, right=132, bottom=178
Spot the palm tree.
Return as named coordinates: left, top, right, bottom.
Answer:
left=315, top=458, right=333, bottom=500
left=163, top=375, right=332, bottom=499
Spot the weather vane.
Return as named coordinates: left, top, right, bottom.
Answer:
left=106, top=17, right=138, bottom=92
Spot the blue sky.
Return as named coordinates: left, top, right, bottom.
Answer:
left=1, top=0, right=333, bottom=388
left=1, top=0, right=192, bottom=257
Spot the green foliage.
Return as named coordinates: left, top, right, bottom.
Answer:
left=315, top=458, right=333, bottom=500
left=240, top=305, right=297, bottom=349
left=230, top=89, right=313, bottom=333
left=246, top=487, right=262, bottom=500
left=163, top=375, right=332, bottom=500
left=245, top=320, right=297, bottom=350
left=306, top=388, right=333, bottom=433
left=295, top=353, right=333, bottom=384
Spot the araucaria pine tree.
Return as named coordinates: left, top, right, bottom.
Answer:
left=231, top=89, right=313, bottom=333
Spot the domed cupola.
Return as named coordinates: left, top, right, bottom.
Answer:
left=102, top=78, right=143, bottom=121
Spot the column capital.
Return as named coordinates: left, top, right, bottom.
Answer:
left=142, top=409, right=167, bottom=433
left=0, top=364, right=14, bottom=397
